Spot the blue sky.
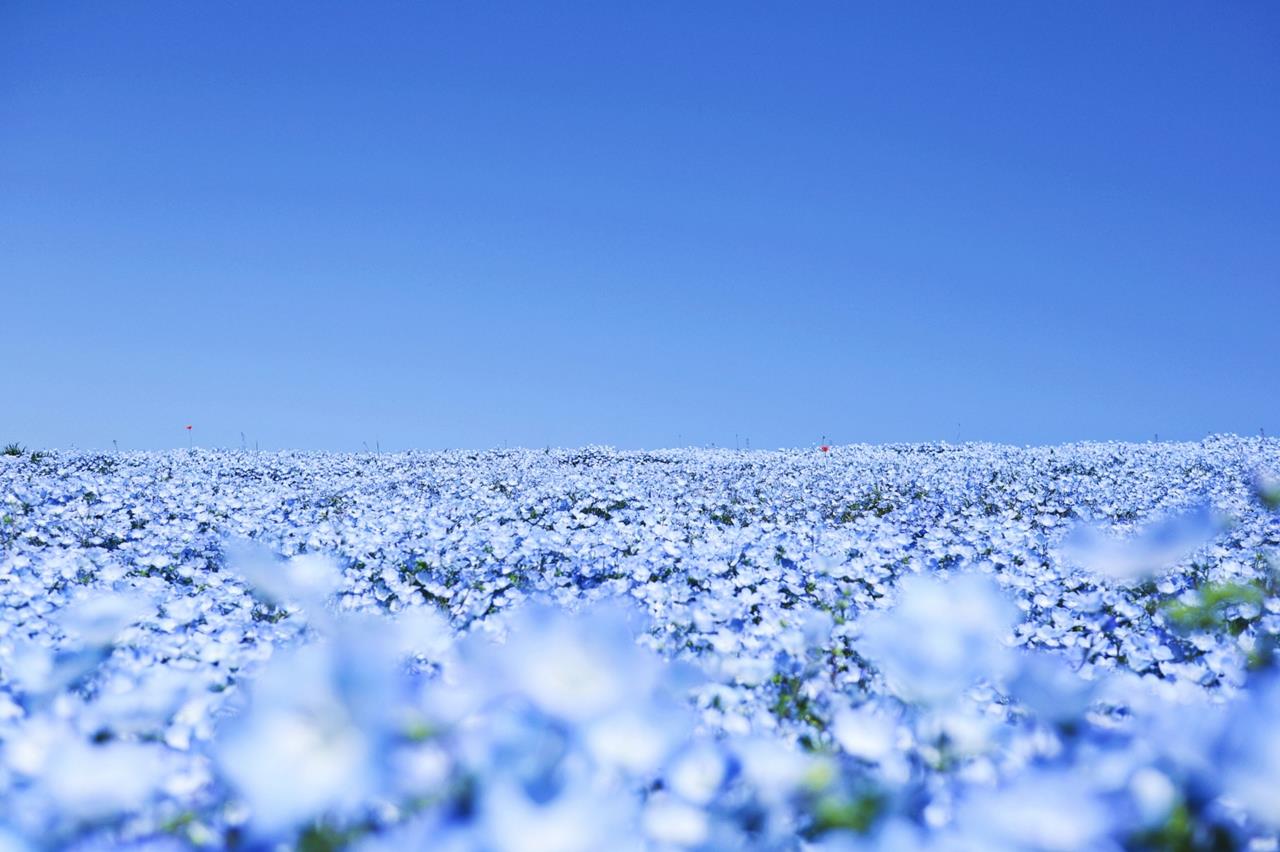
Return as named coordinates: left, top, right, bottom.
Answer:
left=3, top=2, right=1278, bottom=451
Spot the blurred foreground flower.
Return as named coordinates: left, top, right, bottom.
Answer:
left=857, top=573, right=1016, bottom=704
left=1057, top=503, right=1220, bottom=583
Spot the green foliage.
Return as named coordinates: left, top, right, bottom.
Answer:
left=578, top=499, right=629, bottom=521
left=2, top=443, right=24, bottom=456
left=708, top=506, right=739, bottom=526
left=770, top=673, right=826, bottom=732
left=159, top=810, right=197, bottom=835
left=838, top=488, right=898, bottom=522
left=1257, top=479, right=1280, bottom=511
left=809, top=792, right=884, bottom=836
left=1161, top=581, right=1264, bottom=633
left=297, top=821, right=371, bottom=852
left=250, top=603, right=290, bottom=624
left=1247, top=634, right=1278, bottom=672
left=1125, top=802, right=1235, bottom=852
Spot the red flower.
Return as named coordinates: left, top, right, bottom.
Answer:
left=186, top=425, right=193, bottom=430
left=820, top=445, right=830, bottom=453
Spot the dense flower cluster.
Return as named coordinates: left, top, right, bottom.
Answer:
left=1, top=437, right=1278, bottom=850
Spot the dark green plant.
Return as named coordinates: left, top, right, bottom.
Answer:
left=1161, top=581, right=1265, bottom=633
left=1256, top=475, right=1280, bottom=511
left=807, top=791, right=885, bottom=837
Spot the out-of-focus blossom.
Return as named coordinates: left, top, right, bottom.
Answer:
left=1057, top=503, right=1220, bottom=583
left=831, top=704, right=897, bottom=763
left=1007, top=653, right=1094, bottom=725
left=1128, top=767, right=1177, bottom=826
left=857, top=573, right=1016, bottom=703
left=224, top=540, right=342, bottom=613
left=1219, top=675, right=1280, bottom=829
left=0, top=829, right=28, bottom=852
left=476, top=603, right=663, bottom=723
left=953, top=770, right=1112, bottom=852
left=666, top=742, right=726, bottom=805
left=55, top=590, right=156, bottom=646
left=481, top=780, right=635, bottom=852
left=643, top=793, right=710, bottom=847
left=215, top=643, right=378, bottom=835
left=5, top=718, right=169, bottom=822
left=37, top=737, right=169, bottom=821
left=1254, top=470, right=1280, bottom=511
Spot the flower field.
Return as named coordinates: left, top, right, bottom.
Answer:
left=2, top=438, right=1279, bottom=850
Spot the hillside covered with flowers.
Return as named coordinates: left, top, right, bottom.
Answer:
left=1, top=437, right=1279, bottom=850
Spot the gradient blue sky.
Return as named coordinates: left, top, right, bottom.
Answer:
left=3, top=2, right=1278, bottom=451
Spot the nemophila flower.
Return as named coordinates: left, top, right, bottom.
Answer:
left=32, top=736, right=170, bottom=822
left=584, top=701, right=690, bottom=774
left=665, top=742, right=727, bottom=805
left=212, top=604, right=448, bottom=836
left=0, top=829, right=27, bottom=852
left=857, top=573, right=1017, bottom=704
left=215, top=642, right=378, bottom=836
left=476, top=602, right=665, bottom=724
left=352, top=814, right=477, bottom=852
left=831, top=704, right=906, bottom=776
left=481, top=779, right=636, bottom=852
left=223, top=539, right=342, bottom=615
left=3, top=593, right=160, bottom=708
left=1127, top=767, right=1178, bottom=827
left=389, top=604, right=455, bottom=663
left=83, top=667, right=197, bottom=738
left=642, top=792, right=710, bottom=847
left=1218, top=675, right=1280, bottom=829
left=734, top=737, right=816, bottom=803
left=1006, top=653, right=1095, bottom=726
left=1056, top=502, right=1220, bottom=583
left=55, top=589, right=156, bottom=646
left=3, top=717, right=170, bottom=832
left=953, top=770, right=1112, bottom=852
left=3, top=641, right=58, bottom=698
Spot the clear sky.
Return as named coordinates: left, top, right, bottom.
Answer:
left=3, top=2, right=1278, bottom=451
